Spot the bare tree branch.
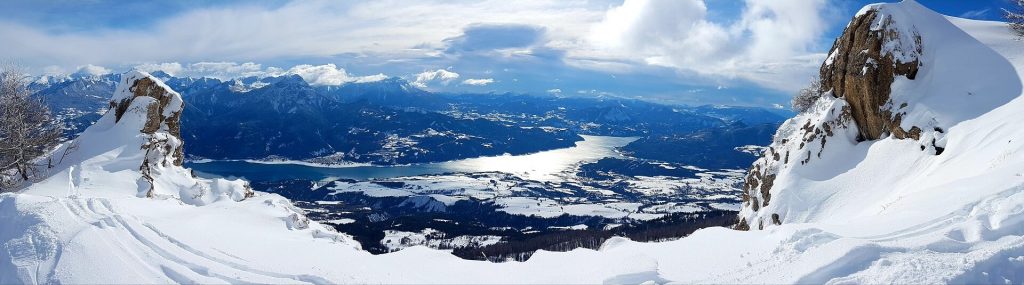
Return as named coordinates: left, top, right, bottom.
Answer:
left=0, top=64, right=63, bottom=191
left=791, top=75, right=823, bottom=114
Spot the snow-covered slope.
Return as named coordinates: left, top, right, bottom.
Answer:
left=739, top=0, right=1023, bottom=230
left=2, top=1, right=1024, bottom=283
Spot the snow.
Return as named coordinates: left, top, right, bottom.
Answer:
left=549, top=224, right=589, bottom=230
left=326, top=218, right=355, bottom=225
left=379, top=229, right=503, bottom=252
left=322, top=169, right=741, bottom=219
left=741, top=0, right=1024, bottom=231
left=2, top=2, right=1024, bottom=283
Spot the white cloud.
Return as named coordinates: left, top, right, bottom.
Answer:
left=547, top=88, right=562, bottom=94
left=959, top=8, right=990, bottom=19
left=0, top=1, right=604, bottom=71
left=589, top=0, right=830, bottom=91
left=2, top=0, right=838, bottom=94
left=188, top=62, right=265, bottom=79
left=127, top=62, right=387, bottom=85
left=41, top=65, right=66, bottom=76
left=412, top=69, right=460, bottom=88
left=461, top=78, right=494, bottom=86
left=286, top=64, right=351, bottom=85
left=134, top=62, right=184, bottom=76
left=72, top=64, right=111, bottom=76
left=133, top=62, right=270, bottom=79
left=287, top=64, right=388, bottom=85
left=353, top=73, right=389, bottom=83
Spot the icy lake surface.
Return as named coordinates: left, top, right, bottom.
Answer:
left=188, top=135, right=638, bottom=182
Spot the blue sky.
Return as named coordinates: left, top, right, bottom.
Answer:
left=0, top=0, right=1016, bottom=108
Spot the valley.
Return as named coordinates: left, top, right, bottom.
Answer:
left=188, top=135, right=751, bottom=258
left=30, top=71, right=780, bottom=260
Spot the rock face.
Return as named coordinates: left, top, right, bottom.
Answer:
left=109, top=72, right=187, bottom=197
left=820, top=9, right=923, bottom=142
left=109, top=73, right=185, bottom=167
left=737, top=4, right=929, bottom=230
left=102, top=71, right=253, bottom=202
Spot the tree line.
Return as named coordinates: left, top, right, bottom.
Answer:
left=451, top=210, right=738, bottom=262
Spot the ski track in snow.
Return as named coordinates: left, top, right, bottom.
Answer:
left=54, top=197, right=336, bottom=284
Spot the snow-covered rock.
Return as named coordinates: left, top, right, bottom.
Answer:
left=24, top=71, right=254, bottom=204
left=739, top=0, right=1022, bottom=230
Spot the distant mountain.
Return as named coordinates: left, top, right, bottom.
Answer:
left=689, top=105, right=789, bottom=125
left=428, top=93, right=737, bottom=136
left=30, top=73, right=117, bottom=115
left=622, top=122, right=779, bottom=169
left=179, top=75, right=580, bottom=164
left=30, top=73, right=118, bottom=136
left=30, top=72, right=786, bottom=164
left=318, top=77, right=432, bottom=106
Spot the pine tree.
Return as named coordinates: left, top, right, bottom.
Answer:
left=0, top=66, right=62, bottom=190
left=1005, top=0, right=1024, bottom=37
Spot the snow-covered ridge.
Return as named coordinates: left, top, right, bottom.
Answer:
left=1, top=71, right=359, bottom=283
left=739, top=0, right=1022, bottom=230
left=24, top=71, right=256, bottom=204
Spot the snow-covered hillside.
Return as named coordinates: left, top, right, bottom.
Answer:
left=739, top=0, right=1023, bottom=232
left=2, top=1, right=1024, bottom=283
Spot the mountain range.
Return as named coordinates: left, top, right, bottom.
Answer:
left=31, top=69, right=785, bottom=168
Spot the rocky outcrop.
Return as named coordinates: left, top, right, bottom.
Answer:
left=105, top=71, right=253, bottom=201
left=109, top=73, right=185, bottom=167
left=820, top=9, right=922, bottom=142
left=109, top=72, right=187, bottom=198
left=737, top=4, right=929, bottom=230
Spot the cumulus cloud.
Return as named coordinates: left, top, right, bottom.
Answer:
left=546, top=88, right=562, bottom=94
left=352, top=73, right=389, bottom=83
left=71, top=64, right=111, bottom=77
left=2, top=0, right=844, bottom=99
left=287, top=64, right=388, bottom=85
left=127, top=62, right=387, bottom=85
left=135, top=62, right=269, bottom=79
left=590, top=0, right=830, bottom=91
left=461, top=78, right=494, bottom=86
left=0, top=1, right=604, bottom=71
left=412, top=69, right=460, bottom=88
left=134, top=62, right=184, bottom=76
left=286, top=64, right=344, bottom=85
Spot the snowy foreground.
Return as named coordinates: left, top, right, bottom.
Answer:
left=3, top=2, right=1024, bottom=284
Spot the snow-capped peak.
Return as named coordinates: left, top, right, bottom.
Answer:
left=31, top=74, right=72, bottom=85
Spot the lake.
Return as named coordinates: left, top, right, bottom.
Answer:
left=187, top=135, right=638, bottom=182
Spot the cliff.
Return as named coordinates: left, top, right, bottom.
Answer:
left=738, top=0, right=1021, bottom=229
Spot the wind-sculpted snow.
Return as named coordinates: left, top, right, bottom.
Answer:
left=2, top=1, right=1024, bottom=283
left=740, top=0, right=1023, bottom=229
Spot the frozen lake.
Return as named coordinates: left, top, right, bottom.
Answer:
left=187, top=135, right=638, bottom=182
